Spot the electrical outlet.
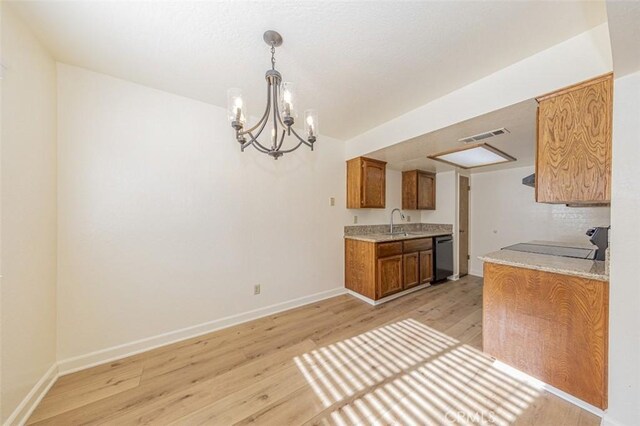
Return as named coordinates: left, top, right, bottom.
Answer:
left=353, top=215, right=358, bottom=224
left=254, top=284, right=261, bottom=295
left=330, top=197, right=335, bottom=206
left=406, top=215, right=411, bottom=222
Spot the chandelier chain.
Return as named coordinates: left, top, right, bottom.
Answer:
left=270, top=45, right=276, bottom=70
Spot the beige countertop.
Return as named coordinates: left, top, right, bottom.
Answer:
left=344, top=231, right=452, bottom=243
left=480, top=245, right=608, bottom=282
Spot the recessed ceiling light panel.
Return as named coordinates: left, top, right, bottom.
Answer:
left=428, top=143, right=516, bottom=169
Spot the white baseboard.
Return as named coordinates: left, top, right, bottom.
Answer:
left=346, top=283, right=431, bottom=306
left=492, top=360, right=604, bottom=419
left=469, top=267, right=483, bottom=277
left=4, top=363, right=58, bottom=426
left=57, top=287, right=346, bottom=375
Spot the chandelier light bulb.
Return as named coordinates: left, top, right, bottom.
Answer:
left=306, top=116, right=314, bottom=136
left=283, top=92, right=292, bottom=112
left=304, top=109, right=318, bottom=139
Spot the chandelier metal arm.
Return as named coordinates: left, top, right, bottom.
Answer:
left=237, top=83, right=272, bottom=136
left=244, top=132, right=271, bottom=153
left=276, top=128, right=286, bottom=151
left=274, top=140, right=304, bottom=154
left=271, top=81, right=279, bottom=149
left=239, top=87, right=272, bottom=152
left=241, top=127, right=273, bottom=153
left=289, top=126, right=314, bottom=148
left=274, top=84, right=288, bottom=130
left=243, top=127, right=273, bottom=153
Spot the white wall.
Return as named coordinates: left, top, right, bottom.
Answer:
left=1, top=4, right=58, bottom=423
left=56, top=64, right=346, bottom=366
left=421, top=171, right=456, bottom=226
left=469, top=166, right=611, bottom=276
left=346, top=24, right=612, bottom=159
left=605, top=71, right=640, bottom=426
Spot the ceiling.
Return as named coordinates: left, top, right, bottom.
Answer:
left=366, top=99, right=537, bottom=174
left=10, top=1, right=606, bottom=140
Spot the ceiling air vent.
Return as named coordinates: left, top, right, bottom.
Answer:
left=458, top=127, right=510, bottom=144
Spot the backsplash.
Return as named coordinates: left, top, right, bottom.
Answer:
left=344, top=223, right=453, bottom=236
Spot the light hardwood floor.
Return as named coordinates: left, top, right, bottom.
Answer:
left=28, top=276, right=600, bottom=425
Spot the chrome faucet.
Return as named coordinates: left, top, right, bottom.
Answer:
left=390, top=208, right=405, bottom=234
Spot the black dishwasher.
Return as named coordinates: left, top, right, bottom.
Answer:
left=433, top=235, right=453, bottom=282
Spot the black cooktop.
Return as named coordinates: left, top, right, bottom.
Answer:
left=502, top=243, right=595, bottom=259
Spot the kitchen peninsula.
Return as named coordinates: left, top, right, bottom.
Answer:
left=481, top=243, right=609, bottom=409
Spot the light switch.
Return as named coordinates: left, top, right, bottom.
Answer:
left=353, top=215, right=358, bottom=224
left=330, top=197, right=335, bottom=206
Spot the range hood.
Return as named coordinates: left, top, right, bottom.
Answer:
left=522, top=173, right=535, bottom=188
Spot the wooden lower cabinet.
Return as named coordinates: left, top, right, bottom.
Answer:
left=483, top=262, right=608, bottom=409
left=378, top=255, right=404, bottom=298
left=403, top=252, right=420, bottom=289
left=419, top=250, right=433, bottom=284
left=346, top=237, right=441, bottom=302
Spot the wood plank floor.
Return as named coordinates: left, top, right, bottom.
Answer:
left=28, top=276, right=600, bottom=425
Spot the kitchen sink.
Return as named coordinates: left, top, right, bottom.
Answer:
left=385, top=232, right=421, bottom=237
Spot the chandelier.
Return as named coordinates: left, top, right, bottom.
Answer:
left=227, top=30, right=318, bottom=160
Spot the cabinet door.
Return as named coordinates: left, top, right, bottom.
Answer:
left=361, top=159, right=386, bottom=208
left=536, top=74, right=612, bottom=204
left=420, top=250, right=433, bottom=284
left=402, top=170, right=418, bottom=210
left=346, top=158, right=361, bottom=209
left=377, top=255, right=403, bottom=298
left=403, top=252, right=420, bottom=289
left=417, top=172, right=436, bottom=210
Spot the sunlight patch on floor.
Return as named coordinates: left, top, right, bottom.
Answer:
left=294, top=318, right=540, bottom=425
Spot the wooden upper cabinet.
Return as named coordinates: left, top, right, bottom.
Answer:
left=536, top=73, right=613, bottom=204
left=402, top=170, right=436, bottom=210
left=347, top=157, right=387, bottom=208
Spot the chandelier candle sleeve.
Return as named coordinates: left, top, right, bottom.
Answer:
left=281, top=82, right=297, bottom=118
left=305, top=110, right=318, bottom=139
left=227, top=88, right=245, bottom=126
left=227, top=30, right=318, bottom=160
